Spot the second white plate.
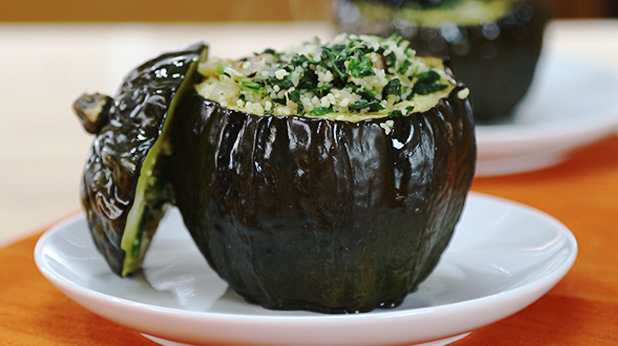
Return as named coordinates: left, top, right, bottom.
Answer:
left=34, top=193, right=577, bottom=346
left=476, top=53, right=618, bottom=176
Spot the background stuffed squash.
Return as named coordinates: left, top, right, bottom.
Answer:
left=334, top=0, right=549, bottom=123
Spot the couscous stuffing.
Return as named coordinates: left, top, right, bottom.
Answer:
left=196, top=33, right=456, bottom=122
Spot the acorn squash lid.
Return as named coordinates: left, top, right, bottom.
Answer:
left=74, top=43, right=207, bottom=277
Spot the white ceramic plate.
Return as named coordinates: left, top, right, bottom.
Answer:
left=34, top=193, right=577, bottom=346
left=476, top=53, right=618, bottom=176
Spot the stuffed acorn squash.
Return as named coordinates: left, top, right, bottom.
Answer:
left=74, top=34, right=475, bottom=313
left=170, top=34, right=476, bottom=313
left=334, top=0, right=549, bottom=123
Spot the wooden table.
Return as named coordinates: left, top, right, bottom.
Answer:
left=1, top=20, right=617, bottom=345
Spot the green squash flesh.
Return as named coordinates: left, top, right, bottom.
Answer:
left=76, top=43, right=207, bottom=277
left=170, top=62, right=476, bottom=313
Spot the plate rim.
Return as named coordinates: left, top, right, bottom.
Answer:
left=474, top=54, right=618, bottom=175
left=33, top=192, right=578, bottom=344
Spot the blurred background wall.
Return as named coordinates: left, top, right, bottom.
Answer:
left=0, top=0, right=617, bottom=22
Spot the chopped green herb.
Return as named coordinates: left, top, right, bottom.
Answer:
left=297, top=69, right=318, bottom=91
left=321, top=47, right=349, bottom=82
left=413, top=70, right=448, bottom=95
left=416, top=70, right=441, bottom=83
left=288, top=89, right=304, bottom=114
left=414, top=82, right=448, bottom=95
left=310, top=84, right=332, bottom=98
left=271, top=97, right=286, bottom=105
left=355, top=89, right=384, bottom=111
left=397, top=60, right=412, bottom=75
left=388, top=33, right=405, bottom=45
left=346, top=83, right=360, bottom=91
left=267, top=75, right=294, bottom=90
left=332, top=58, right=349, bottom=83
left=214, top=62, right=226, bottom=75
left=388, top=105, right=415, bottom=118
left=331, top=44, right=346, bottom=53
left=291, top=54, right=319, bottom=67
left=345, top=40, right=372, bottom=56
left=384, top=51, right=397, bottom=67
left=383, top=78, right=402, bottom=97
left=349, top=54, right=375, bottom=78
left=408, top=65, right=420, bottom=79
left=241, top=80, right=264, bottom=92
left=357, top=88, right=377, bottom=100
left=349, top=99, right=384, bottom=111
left=259, top=48, right=280, bottom=61
left=311, top=107, right=334, bottom=116
left=388, top=110, right=403, bottom=117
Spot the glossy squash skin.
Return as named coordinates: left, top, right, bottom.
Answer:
left=334, top=0, right=549, bottom=123
left=170, top=65, right=476, bottom=313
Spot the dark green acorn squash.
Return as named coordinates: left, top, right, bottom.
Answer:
left=74, top=34, right=475, bottom=314
left=170, top=62, right=476, bottom=313
left=334, top=0, right=549, bottom=123
left=74, top=43, right=207, bottom=277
